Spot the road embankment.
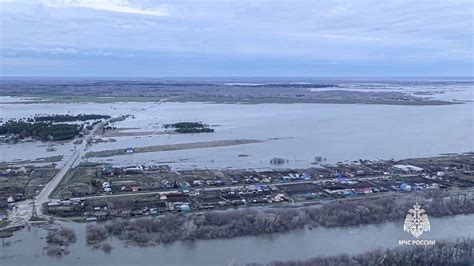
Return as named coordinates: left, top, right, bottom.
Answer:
left=85, top=139, right=263, bottom=158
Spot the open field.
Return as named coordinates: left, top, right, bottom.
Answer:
left=0, top=94, right=458, bottom=106
left=167, top=95, right=457, bottom=105
left=0, top=165, right=59, bottom=199
left=0, top=96, right=168, bottom=104
left=0, top=79, right=467, bottom=106
left=50, top=163, right=179, bottom=199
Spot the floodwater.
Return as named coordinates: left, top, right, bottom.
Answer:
left=0, top=82, right=473, bottom=169
left=1, top=214, right=474, bottom=266
left=88, top=101, right=474, bottom=169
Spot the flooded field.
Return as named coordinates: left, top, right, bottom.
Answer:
left=1, top=80, right=473, bottom=169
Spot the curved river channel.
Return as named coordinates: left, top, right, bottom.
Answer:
left=1, top=214, right=474, bottom=266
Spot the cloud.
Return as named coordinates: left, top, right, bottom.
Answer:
left=0, top=0, right=472, bottom=76
left=41, top=0, right=169, bottom=16
left=41, top=47, right=78, bottom=55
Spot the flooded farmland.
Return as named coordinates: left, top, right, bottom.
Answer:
left=1, top=96, right=473, bottom=169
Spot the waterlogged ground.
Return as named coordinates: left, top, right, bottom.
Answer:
left=1, top=214, right=474, bottom=266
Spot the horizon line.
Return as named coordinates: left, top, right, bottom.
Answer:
left=1, top=75, right=473, bottom=79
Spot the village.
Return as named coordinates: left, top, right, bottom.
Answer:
left=18, top=153, right=470, bottom=222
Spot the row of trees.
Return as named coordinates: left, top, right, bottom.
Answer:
left=30, top=114, right=110, bottom=123
left=0, top=119, right=82, bottom=141
left=163, top=122, right=214, bottom=133
left=163, top=122, right=208, bottom=129
left=265, top=238, right=474, bottom=266
left=85, top=190, right=474, bottom=247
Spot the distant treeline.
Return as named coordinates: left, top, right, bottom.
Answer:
left=0, top=119, right=81, bottom=141
left=163, top=122, right=214, bottom=133
left=29, top=114, right=110, bottom=123
left=85, top=190, right=474, bottom=247
left=262, top=238, right=474, bottom=266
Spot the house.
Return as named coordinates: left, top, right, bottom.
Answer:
left=47, top=200, right=61, bottom=207
left=177, top=204, right=191, bottom=212
left=355, top=187, right=372, bottom=194
left=336, top=175, right=348, bottom=183
left=124, top=165, right=143, bottom=174
left=393, top=164, right=424, bottom=173
left=61, top=200, right=72, bottom=205
left=18, top=167, right=27, bottom=174
left=93, top=211, right=108, bottom=220
left=342, top=189, right=354, bottom=196
left=102, top=164, right=115, bottom=175
left=85, top=216, right=97, bottom=222
left=180, top=182, right=192, bottom=190
left=102, top=181, right=111, bottom=188
left=400, top=183, right=412, bottom=191
left=324, top=188, right=353, bottom=196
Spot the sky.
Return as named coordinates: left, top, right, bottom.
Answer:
left=0, top=0, right=473, bottom=77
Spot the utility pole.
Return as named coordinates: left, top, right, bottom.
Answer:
left=30, top=199, right=38, bottom=220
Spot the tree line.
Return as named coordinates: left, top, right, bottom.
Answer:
left=85, top=190, right=474, bottom=248
left=262, top=238, right=474, bottom=266
left=30, top=114, right=110, bottom=123
left=163, top=122, right=214, bottom=133
left=0, top=119, right=82, bottom=141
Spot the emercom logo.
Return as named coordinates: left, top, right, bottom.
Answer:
left=404, top=203, right=430, bottom=238
left=399, top=203, right=436, bottom=246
